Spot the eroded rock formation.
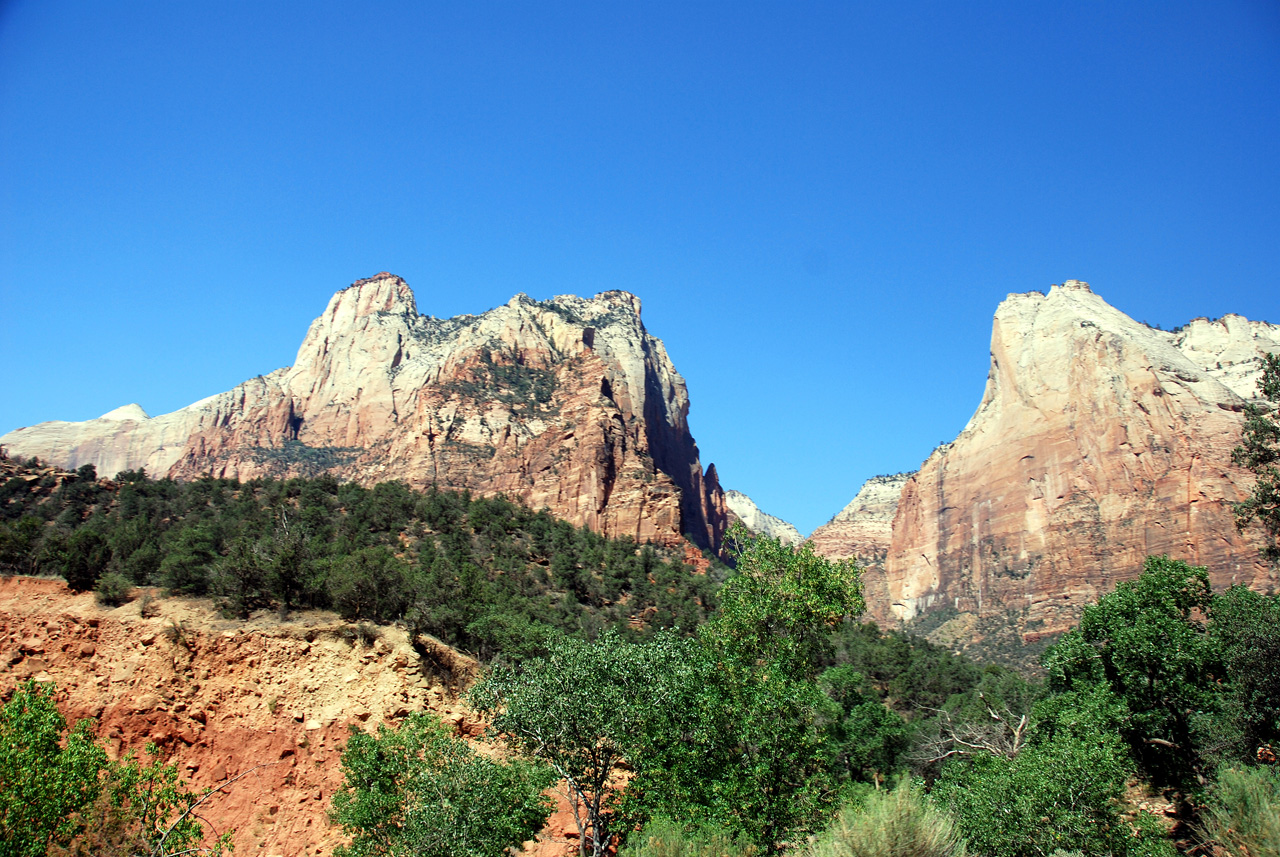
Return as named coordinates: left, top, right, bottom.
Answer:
left=724, top=489, right=802, bottom=545
left=880, top=281, right=1278, bottom=636
left=2, top=274, right=726, bottom=550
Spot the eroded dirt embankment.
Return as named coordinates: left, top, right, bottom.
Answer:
left=0, top=576, right=511, bottom=857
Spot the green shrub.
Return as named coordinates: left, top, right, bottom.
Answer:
left=1199, top=764, right=1280, bottom=857
left=933, top=685, right=1173, bottom=857
left=0, top=681, right=108, bottom=857
left=331, top=712, right=553, bottom=857
left=620, top=816, right=758, bottom=857
left=93, top=572, right=132, bottom=607
left=805, top=783, right=966, bottom=857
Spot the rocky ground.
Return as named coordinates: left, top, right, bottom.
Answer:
left=0, top=575, right=581, bottom=857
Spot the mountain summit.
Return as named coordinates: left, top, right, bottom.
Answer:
left=814, top=280, right=1279, bottom=643
left=2, top=273, right=727, bottom=550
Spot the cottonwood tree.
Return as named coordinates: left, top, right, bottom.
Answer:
left=331, top=713, right=552, bottom=857
left=1233, top=352, right=1280, bottom=559
left=469, top=631, right=691, bottom=857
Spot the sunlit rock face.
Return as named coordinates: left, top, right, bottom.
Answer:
left=724, top=489, right=802, bottom=545
left=882, top=281, right=1278, bottom=634
left=808, top=473, right=913, bottom=565
left=2, top=273, right=727, bottom=550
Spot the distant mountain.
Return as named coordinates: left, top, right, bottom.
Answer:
left=807, top=473, right=913, bottom=565
left=1, top=273, right=727, bottom=551
left=813, top=280, right=1279, bottom=650
left=724, top=489, right=802, bottom=545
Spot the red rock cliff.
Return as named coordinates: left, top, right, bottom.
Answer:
left=1, top=275, right=726, bottom=551
left=881, top=281, right=1278, bottom=635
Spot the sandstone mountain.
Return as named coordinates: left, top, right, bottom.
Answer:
left=1, top=274, right=727, bottom=551
left=807, top=473, right=913, bottom=565
left=818, top=281, right=1278, bottom=645
left=724, top=489, right=802, bottom=545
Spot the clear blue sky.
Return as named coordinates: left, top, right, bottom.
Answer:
left=2, top=1, right=1277, bottom=534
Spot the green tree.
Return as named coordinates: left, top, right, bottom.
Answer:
left=1043, top=555, right=1223, bottom=786
left=0, top=682, right=230, bottom=857
left=934, top=685, right=1171, bottom=857
left=1233, top=352, right=1280, bottom=559
left=1208, top=585, right=1280, bottom=761
left=0, top=682, right=108, bottom=856
left=331, top=713, right=553, bottom=857
left=623, top=529, right=866, bottom=850
left=470, top=631, right=690, bottom=857
left=702, top=524, right=864, bottom=681
left=61, top=527, right=111, bottom=592
left=327, top=546, right=409, bottom=622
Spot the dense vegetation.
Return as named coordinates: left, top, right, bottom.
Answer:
left=4, top=437, right=1279, bottom=855
left=0, top=463, right=722, bottom=659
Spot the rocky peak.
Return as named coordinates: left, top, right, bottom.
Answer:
left=881, top=282, right=1274, bottom=631
left=724, top=489, right=802, bottom=546
left=807, top=473, right=912, bottom=565
left=1, top=275, right=726, bottom=551
left=98, top=403, right=150, bottom=421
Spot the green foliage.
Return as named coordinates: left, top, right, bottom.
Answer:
left=327, top=546, right=409, bottom=623
left=251, top=440, right=360, bottom=477
left=0, top=682, right=227, bottom=857
left=1043, top=555, right=1222, bottom=785
left=805, top=783, right=967, bottom=857
left=0, top=682, right=108, bottom=857
left=61, top=527, right=110, bottom=591
left=473, top=532, right=869, bottom=854
left=94, top=571, right=132, bottom=606
left=633, top=530, right=866, bottom=848
left=0, top=462, right=721, bottom=658
left=75, top=743, right=233, bottom=857
left=331, top=713, right=553, bottom=857
left=934, top=685, right=1171, bottom=857
left=703, top=523, right=864, bottom=681
left=619, top=817, right=759, bottom=857
left=1232, top=351, right=1280, bottom=558
left=1211, top=585, right=1280, bottom=760
left=1198, top=764, right=1280, bottom=857
left=818, top=665, right=913, bottom=785
left=471, top=630, right=691, bottom=857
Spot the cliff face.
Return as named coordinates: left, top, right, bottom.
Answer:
left=724, top=489, right=802, bottom=545
left=807, top=473, right=913, bottom=619
left=807, top=474, right=913, bottom=565
left=2, top=274, right=726, bottom=551
left=882, top=281, right=1278, bottom=635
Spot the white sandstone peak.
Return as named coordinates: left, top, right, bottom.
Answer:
left=724, top=489, right=802, bottom=545
left=98, top=403, right=150, bottom=421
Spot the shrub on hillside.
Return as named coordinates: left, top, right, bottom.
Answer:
left=1199, top=764, right=1280, bottom=857
left=620, top=817, right=758, bottom=857
left=93, top=572, right=132, bottom=607
left=805, top=783, right=966, bottom=857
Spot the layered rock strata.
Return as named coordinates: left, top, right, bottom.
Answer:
left=724, top=489, right=802, bottom=545
left=807, top=473, right=914, bottom=619
left=2, top=274, right=726, bottom=550
left=807, top=473, right=913, bottom=565
left=882, top=281, right=1278, bottom=634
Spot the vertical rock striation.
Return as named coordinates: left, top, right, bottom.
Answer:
left=2, top=274, right=726, bottom=551
left=881, top=281, right=1278, bottom=634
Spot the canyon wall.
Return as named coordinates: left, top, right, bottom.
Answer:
left=878, top=281, right=1277, bottom=636
left=1, top=274, right=726, bottom=551
left=724, top=489, right=802, bottom=545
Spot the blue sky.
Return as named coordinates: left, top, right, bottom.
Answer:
left=2, top=1, right=1277, bottom=534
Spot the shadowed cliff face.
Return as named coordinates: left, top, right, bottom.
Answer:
left=881, top=281, right=1277, bottom=635
left=1, top=274, right=726, bottom=551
